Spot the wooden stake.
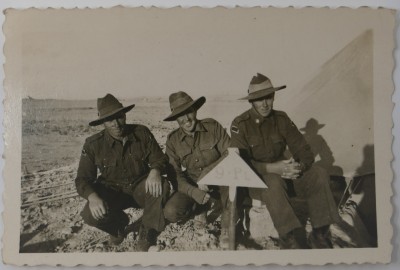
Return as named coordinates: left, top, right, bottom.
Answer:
left=229, top=186, right=236, bottom=250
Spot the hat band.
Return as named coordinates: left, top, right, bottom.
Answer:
left=171, top=96, right=193, bottom=111
left=248, top=80, right=273, bottom=93
left=99, top=103, right=123, bottom=116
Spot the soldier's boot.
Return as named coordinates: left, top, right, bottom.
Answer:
left=108, top=226, right=127, bottom=246
left=279, top=230, right=301, bottom=249
left=137, top=224, right=158, bottom=252
left=308, top=225, right=333, bottom=249
left=193, top=212, right=207, bottom=228
left=219, top=210, right=230, bottom=249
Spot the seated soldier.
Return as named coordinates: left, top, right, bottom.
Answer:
left=230, top=73, right=341, bottom=249
left=162, top=91, right=231, bottom=248
left=75, top=93, right=172, bottom=251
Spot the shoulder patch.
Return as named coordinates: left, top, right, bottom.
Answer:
left=81, top=148, right=88, bottom=157
left=231, top=125, right=240, bottom=134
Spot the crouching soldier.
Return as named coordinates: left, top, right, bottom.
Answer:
left=230, top=73, right=341, bottom=249
left=75, top=94, right=171, bottom=251
left=162, top=91, right=231, bottom=249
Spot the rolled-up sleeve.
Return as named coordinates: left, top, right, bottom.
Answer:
left=75, top=142, right=97, bottom=200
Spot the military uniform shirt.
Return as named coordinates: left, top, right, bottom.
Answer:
left=230, top=108, right=314, bottom=174
left=75, top=124, right=168, bottom=199
left=166, top=118, right=230, bottom=204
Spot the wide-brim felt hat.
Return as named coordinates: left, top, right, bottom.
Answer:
left=299, top=118, right=325, bottom=131
left=163, top=91, right=206, bottom=121
left=89, top=93, right=135, bottom=126
left=239, top=73, right=286, bottom=101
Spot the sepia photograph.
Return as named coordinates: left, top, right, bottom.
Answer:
left=2, top=5, right=395, bottom=266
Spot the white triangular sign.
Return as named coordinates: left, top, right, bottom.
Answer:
left=198, top=148, right=267, bottom=188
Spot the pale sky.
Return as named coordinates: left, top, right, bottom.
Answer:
left=4, top=7, right=386, bottom=100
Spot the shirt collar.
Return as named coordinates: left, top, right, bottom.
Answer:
left=104, top=125, right=136, bottom=147
left=178, top=120, right=207, bottom=141
left=249, top=107, right=275, bottom=124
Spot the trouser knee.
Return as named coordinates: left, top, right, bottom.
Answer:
left=163, top=204, right=190, bottom=223
left=163, top=192, right=194, bottom=223
left=146, top=179, right=171, bottom=198
left=258, top=174, right=286, bottom=202
left=303, top=165, right=330, bottom=192
left=80, top=203, right=99, bottom=226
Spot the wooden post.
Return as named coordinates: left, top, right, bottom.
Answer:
left=229, top=186, right=237, bottom=250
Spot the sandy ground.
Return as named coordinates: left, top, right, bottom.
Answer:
left=20, top=98, right=374, bottom=253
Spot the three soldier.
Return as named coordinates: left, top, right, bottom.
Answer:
left=75, top=74, right=340, bottom=251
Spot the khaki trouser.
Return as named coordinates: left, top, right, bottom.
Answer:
left=248, top=165, right=341, bottom=236
left=163, top=186, right=232, bottom=229
left=80, top=177, right=170, bottom=236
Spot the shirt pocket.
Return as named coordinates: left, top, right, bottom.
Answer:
left=129, top=152, right=147, bottom=176
left=270, top=133, right=286, bottom=158
left=96, top=156, right=117, bottom=179
left=248, top=135, right=268, bottom=160
left=199, top=141, right=220, bottom=165
left=176, top=147, right=192, bottom=169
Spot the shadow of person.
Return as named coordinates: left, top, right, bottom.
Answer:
left=351, top=144, right=377, bottom=246
left=300, top=118, right=335, bottom=173
left=299, top=118, right=345, bottom=205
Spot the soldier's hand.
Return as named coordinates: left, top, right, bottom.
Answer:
left=146, top=169, right=162, bottom=197
left=88, top=192, right=107, bottom=220
left=198, top=184, right=209, bottom=192
left=267, top=159, right=301, bottom=179
left=266, top=160, right=289, bottom=175
left=201, top=193, right=211, bottom=205
left=281, top=159, right=302, bottom=180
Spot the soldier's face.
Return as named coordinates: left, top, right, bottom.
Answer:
left=252, top=93, right=275, bottom=117
left=176, top=108, right=198, bottom=134
left=103, top=112, right=126, bottom=139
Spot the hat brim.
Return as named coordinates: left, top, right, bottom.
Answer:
left=299, top=123, right=325, bottom=131
left=89, top=104, right=135, bottom=126
left=239, top=85, right=286, bottom=101
left=163, top=96, right=206, bottom=121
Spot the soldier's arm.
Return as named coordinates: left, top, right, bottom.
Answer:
left=144, top=128, right=169, bottom=174
left=166, top=140, right=206, bottom=204
left=280, top=113, right=315, bottom=172
left=230, top=118, right=293, bottom=176
left=75, top=141, right=97, bottom=200
left=230, top=119, right=257, bottom=164
left=198, top=121, right=231, bottom=179
left=215, top=121, right=231, bottom=156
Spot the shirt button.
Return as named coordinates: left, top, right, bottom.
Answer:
left=195, top=159, right=199, bottom=162
left=199, top=167, right=203, bottom=171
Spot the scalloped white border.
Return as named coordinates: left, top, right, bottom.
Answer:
left=1, top=1, right=399, bottom=269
